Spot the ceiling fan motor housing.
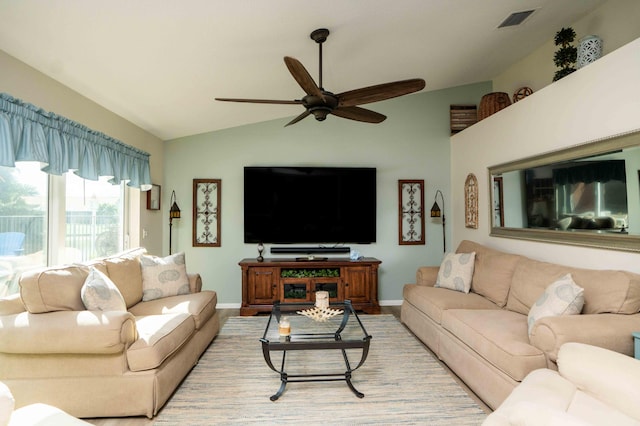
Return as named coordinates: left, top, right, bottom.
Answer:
left=303, top=92, right=338, bottom=121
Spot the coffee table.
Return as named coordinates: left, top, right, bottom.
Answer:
left=260, top=300, right=372, bottom=401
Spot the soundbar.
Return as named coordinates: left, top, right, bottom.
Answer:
left=270, top=246, right=350, bottom=254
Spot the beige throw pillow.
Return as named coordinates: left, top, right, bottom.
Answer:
left=81, top=267, right=127, bottom=311
left=527, top=273, right=584, bottom=336
left=140, top=252, right=191, bottom=301
left=435, top=252, right=476, bottom=293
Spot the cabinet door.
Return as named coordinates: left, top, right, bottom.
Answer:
left=312, top=278, right=343, bottom=302
left=281, top=278, right=310, bottom=302
left=248, top=268, right=278, bottom=304
left=343, top=266, right=370, bottom=303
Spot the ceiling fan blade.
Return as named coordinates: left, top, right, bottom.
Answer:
left=337, top=79, right=426, bottom=107
left=331, top=106, right=387, bottom=123
left=284, top=56, right=325, bottom=101
left=215, top=97, right=301, bottom=105
left=284, top=110, right=312, bottom=127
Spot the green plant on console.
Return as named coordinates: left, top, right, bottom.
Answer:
left=281, top=268, right=340, bottom=278
left=553, top=27, right=577, bottom=81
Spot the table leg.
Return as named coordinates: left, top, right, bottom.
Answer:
left=271, top=372, right=288, bottom=401
left=345, top=371, right=364, bottom=398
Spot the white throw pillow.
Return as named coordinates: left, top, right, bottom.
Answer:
left=81, top=267, right=127, bottom=311
left=528, top=273, right=584, bottom=336
left=140, top=252, right=190, bottom=301
left=435, top=252, right=476, bottom=293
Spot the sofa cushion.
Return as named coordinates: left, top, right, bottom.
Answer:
left=527, top=274, right=584, bottom=335
left=81, top=267, right=127, bottom=312
left=127, top=313, right=195, bottom=372
left=140, top=253, right=191, bottom=302
left=19, top=266, right=88, bottom=313
left=457, top=240, right=522, bottom=307
left=9, top=403, right=93, bottom=425
left=435, top=252, right=475, bottom=293
left=0, top=294, right=25, bottom=316
left=402, top=284, right=499, bottom=325
left=559, top=342, right=640, bottom=422
left=0, top=381, right=15, bottom=426
left=507, top=258, right=640, bottom=315
left=0, top=311, right=137, bottom=354
left=482, top=369, right=581, bottom=425
left=128, top=291, right=217, bottom=330
left=441, top=309, right=547, bottom=381
left=104, top=256, right=143, bottom=308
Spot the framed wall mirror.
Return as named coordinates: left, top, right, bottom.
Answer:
left=488, top=129, right=640, bottom=252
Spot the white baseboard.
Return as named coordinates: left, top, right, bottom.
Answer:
left=216, top=303, right=242, bottom=309
left=379, top=299, right=403, bottom=306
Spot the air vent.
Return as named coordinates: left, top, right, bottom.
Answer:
left=498, top=10, right=535, bottom=28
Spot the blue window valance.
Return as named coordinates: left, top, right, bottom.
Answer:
left=0, top=93, right=151, bottom=190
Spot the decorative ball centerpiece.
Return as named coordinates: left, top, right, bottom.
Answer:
left=512, top=87, right=533, bottom=103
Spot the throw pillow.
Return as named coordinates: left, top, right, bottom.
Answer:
left=140, top=252, right=191, bottom=301
left=527, top=273, right=584, bottom=335
left=435, top=252, right=476, bottom=293
left=81, top=267, right=127, bottom=311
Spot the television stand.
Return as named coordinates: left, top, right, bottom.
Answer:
left=238, top=257, right=381, bottom=316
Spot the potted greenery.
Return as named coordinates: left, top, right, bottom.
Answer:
left=553, top=27, right=577, bottom=81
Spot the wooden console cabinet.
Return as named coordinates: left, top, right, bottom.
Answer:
left=238, top=257, right=381, bottom=316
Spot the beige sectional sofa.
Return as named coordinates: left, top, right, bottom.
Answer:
left=401, top=240, right=640, bottom=410
left=0, top=248, right=219, bottom=419
left=484, top=342, right=640, bottom=425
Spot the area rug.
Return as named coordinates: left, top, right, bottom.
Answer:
left=154, top=315, right=487, bottom=425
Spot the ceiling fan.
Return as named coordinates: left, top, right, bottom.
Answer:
left=216, top=28, right=426, bottom=127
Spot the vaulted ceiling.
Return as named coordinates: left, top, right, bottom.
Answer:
left=0, top=0, right=606, bottom=140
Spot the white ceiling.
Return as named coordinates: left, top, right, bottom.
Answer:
left=0, top=0, right=606, bottom=140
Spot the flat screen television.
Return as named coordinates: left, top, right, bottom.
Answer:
left=244, top=166, right=376, bottom=244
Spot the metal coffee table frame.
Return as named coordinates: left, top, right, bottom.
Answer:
left=260, top=300, right=372, bottom=401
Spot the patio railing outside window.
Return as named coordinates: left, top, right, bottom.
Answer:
left=0, top=163, right=125, bottom=297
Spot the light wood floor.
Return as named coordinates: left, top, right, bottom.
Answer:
left=86, top=306, right=489, bottom=425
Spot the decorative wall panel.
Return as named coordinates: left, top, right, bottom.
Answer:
left=398, top=180, right=425, bottom=245
left=193, top=179, right=221, bottom=247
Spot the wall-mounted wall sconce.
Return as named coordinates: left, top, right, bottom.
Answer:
left=169, top=190, right=181, bottom=254
left=430, top=189, right=446, bottom=253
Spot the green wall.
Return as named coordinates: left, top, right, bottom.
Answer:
left=164, top=81, right=491, bottom=306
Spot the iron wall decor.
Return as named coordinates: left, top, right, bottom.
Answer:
left=398, top=179, right=425, bottom=245
left=193, top=179, right=221, bottom=247
left=146, top=184, right=161, bottom=210
left=465, top=173, right=479, bottom=229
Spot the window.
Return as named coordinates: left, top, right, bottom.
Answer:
left=0, top=162, right=48, bottom=296
left=64, top=173, right=124, bottom=263
left=0, top=163, right=128, bottom=296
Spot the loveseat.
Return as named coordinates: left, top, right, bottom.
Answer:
left=1, top=381, right=91, bottom=425
left=483, top=342, right=640, bottom=425
left=0, top=248, right=219, bottom=419
left=401, top=240, right=640, bottom=410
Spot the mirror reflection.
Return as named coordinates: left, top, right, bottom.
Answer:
left=489, top=130, right=640, bottom=251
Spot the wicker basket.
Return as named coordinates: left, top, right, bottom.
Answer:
left=478, top=92, right=512, bottom=121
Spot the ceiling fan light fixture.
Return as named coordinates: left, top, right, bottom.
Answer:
left=310, top=107, right=331, bottom=121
